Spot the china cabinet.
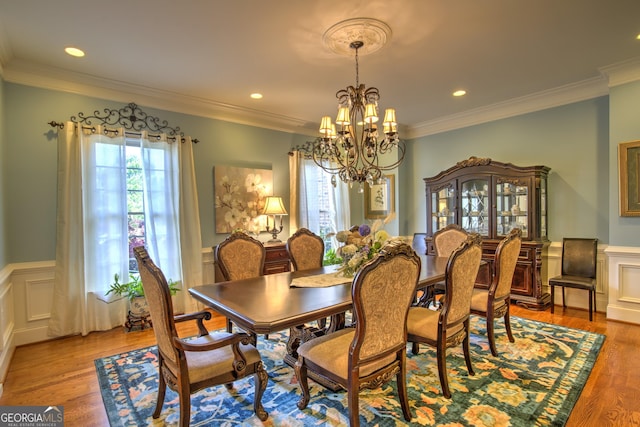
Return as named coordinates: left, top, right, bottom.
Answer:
left=424, top=157, right=550, bottom=309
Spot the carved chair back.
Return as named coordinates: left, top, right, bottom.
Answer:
left=215, top=231, right=266, bottom=281
left=286, top=228, right=324, bottom=271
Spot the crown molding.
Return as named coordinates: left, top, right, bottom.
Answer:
left=3, top=60, right=318, bottom=137
left=599, top=56, right=640, bottom=87
left=406, top=76, right=610, bottom=139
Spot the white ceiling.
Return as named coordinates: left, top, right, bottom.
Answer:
left=1, top=0, right=639, bottom=138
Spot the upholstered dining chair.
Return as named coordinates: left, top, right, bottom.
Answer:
left=214, top=231, right=266, bottom=332
left=407, top=233, right=483, bottom=399
left=423, top=224, right=469, bottom=308
left=294, top=241, right=421, bottom=426
left=133, top=246, right=268, bottom=426
left=549, top=238, right=598, bottom=321
left=286, top=227, right=324, bottom=271
left=470, top=228, right=522, bottom=356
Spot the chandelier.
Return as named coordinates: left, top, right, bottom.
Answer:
left=313, top=38, right=405, bottom=189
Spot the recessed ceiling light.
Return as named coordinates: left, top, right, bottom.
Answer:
left=65, top=47, right=85, bottom=57
left=250, top=93, right=263, bottom=99
left=453, top=90, right=467, bottom=97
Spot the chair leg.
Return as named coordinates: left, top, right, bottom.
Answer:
left=436, top=341, right=451, bottom=399
left=347, top=383, right=360, bottom=427
left=561, top=287, right=566, bottom=308
left=411, top=342, right=420, bottom=355
left=550, top=284, right=555, bottom=313
left=463, top=322, right=474, bottom=377
left=504, top=307, right=515, bottom=344
left=153, top=369, right=167, bottom=419
left=294, top=358, right=310, bottom=410
left=253, top=362, right=269, bottom=421
left=588, top=289, right=593, bottom=321
left=178, top=386, right=191, bottom=427
left=486, top=314, right=498, bottom=357
left=397, top=354, right=412, bottom=421
left=226, top=318, right=233, bottom=333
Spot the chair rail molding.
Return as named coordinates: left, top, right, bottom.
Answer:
left=604, top=245, right=640, bottom=324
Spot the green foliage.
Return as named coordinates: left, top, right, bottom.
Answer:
left=323, top=248, right=343, bottom=266
left=106, top=273, right=180, bottom=301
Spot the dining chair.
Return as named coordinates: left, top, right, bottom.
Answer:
left=470, top=228, right=522, bottom=356
left=134, top=246, right=268, bottom=425
left=214, top=231, right=266, bottom=332
left=294, top=241, right=421, bottom=426
left=422, top=224, right=469, bottom=308
left=407, top=233, right=483, bottom=399
left=549, top=238, right=598, bottom=321
left=286, top=227, right=324, bottom=271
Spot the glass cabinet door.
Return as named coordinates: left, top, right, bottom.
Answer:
left=540, top=176, right=547, bottom=239
left=431, top=184, right=456, bottom=233
left=461, top=178, right=489, bottom=237
left=496, top=181, right=528, bottom=238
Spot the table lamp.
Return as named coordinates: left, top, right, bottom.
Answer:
left=262, top=196, right=288, bottom=242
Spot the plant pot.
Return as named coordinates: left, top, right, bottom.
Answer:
left=129, top=296, right=149, bottom=317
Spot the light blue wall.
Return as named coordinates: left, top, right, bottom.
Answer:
left=609, top=80, right=640, bottom=246
left=401, top=97, right=611, bottom=243
left=4, top=82, right=306, bottom=263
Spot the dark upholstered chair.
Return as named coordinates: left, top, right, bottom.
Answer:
left=286, top=228, right=324, bottom=271
left=134, top=246, right=268, bottom=425
left=470, top=228, right=522, bottom=356
left=214, top=231, right=266, bottom=332
left=407, top=233, right=483, bottom=398
left=425, top=224, right=469, bottom=308
left=549, top=238, right=598, bottom=321
left=294, top=241, right=421, bottom=426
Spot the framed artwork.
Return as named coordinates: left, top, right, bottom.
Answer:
left=364, top=174, right=395, bottom=219
left=619, top=140, right=640, bottom=217
left=214, top=165, right=272, bottom=233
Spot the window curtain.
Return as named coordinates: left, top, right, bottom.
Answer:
left=48, top=123, right=202, bottom=337
left=289, top=150, right=350, bottom=248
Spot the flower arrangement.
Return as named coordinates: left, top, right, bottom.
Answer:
left=334, top=214, right=398, bottom=277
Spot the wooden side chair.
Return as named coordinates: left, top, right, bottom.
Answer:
left=294, top=241, right=421, bottom=426
left=407, top=233, right=483, bottom=398
left=133, top=246, right=268, bottom=425
left=420, top=224, right=469, bottom=308
left=549, top=238, right=598, bottom=321
left=470, top=228, right=522, bottom=356
left=286, top=227, right=324, bottom=271
left=214, top=231, right=266, bottom=332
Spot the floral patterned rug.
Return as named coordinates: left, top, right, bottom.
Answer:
left=95, top=316, right=604, bottom=426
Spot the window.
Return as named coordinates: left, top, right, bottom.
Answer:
left=126, top=145, right=145, bottom=271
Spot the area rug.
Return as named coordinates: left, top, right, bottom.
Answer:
left=95, top=316, right=604, bottom=426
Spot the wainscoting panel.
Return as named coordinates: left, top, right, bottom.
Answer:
left=606, top=246, right=640, bottom=324
left=0, top=265, right=15, bottom=395
left=25, top=278, right=54, bottom=322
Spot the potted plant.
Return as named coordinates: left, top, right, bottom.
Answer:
left=106, top=273, right=180, bottom=316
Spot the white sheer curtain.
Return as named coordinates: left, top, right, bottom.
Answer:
left=48, top=123, right=202, bottom=337
left=289, top=150, right=350, bottom=249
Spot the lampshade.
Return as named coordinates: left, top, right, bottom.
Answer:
left=262, top=196, right=288, bottom=215
left=335, top=106, right=351, bottom=126
left=319, top=116, right=333, bottom=135
left=383, top=108, right=397, bottom=126
left=364, top=103, right=379, bottom=124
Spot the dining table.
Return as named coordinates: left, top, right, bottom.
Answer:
left=189, top=254, right=449, bottom=390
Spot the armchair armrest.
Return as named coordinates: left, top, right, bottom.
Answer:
left=174, top=332, right=254, bottom=375
left=174, top=310, right=212, bottom=336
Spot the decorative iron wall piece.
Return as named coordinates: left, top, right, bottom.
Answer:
left=48, top=102, right=198, bottom=143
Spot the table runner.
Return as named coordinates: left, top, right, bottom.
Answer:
left=289, top=272, right=351, bottom=288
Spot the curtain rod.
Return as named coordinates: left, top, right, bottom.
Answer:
left=47, top=102, right=199, bottom=143
left=48, top=121, right=196, bottom=143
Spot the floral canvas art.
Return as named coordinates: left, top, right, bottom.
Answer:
left=214, top=166, right=272, bottom=233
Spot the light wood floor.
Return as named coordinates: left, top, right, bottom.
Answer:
left=0, top=306, right=638, bottom=427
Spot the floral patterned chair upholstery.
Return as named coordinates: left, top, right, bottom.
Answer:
left=134, top=246, right=268, bottom=425
left=294, top=241, right=421, bottom=426
left=407, top=233, right=483, bottom=399
left=214, top=231, right=266, bottom=332
left=286, top=228, right=324, bottom=271
left=470, top=228, right=522, bottom=356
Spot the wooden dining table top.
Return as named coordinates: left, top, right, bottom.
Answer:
left=189, top=254, right=449, bottom=335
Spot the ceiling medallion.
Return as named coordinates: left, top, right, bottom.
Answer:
left=322, top=18, right=392, bottom=57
